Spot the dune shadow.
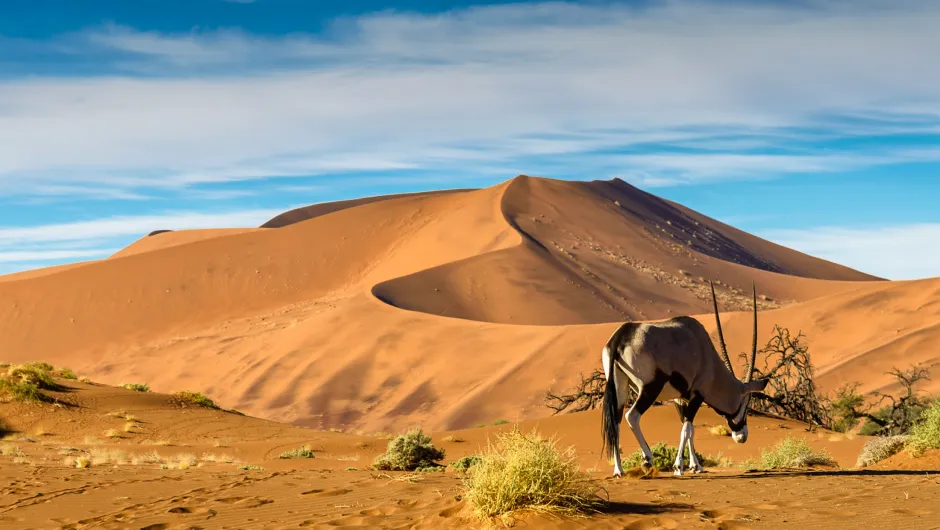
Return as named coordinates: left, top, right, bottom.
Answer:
left=598, top=501, right=695, bottom=516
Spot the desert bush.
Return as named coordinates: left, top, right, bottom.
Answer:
left=6, top=364, right=59, bottom=390
left=78, top=376, right=92, bottom=384
left=442, top=435, right=464, bottom=443
left=122, top=383, right=150, bottom=392
left=278, top=445, right=316, bottom=459
left=709, top=424, right=731, bottom=436
left=741, top=436, right=836, bottom=471
left=172, top=391, right=219, bottom=409
left=449, top=455, right=482, bottom=472
left=855, top=435, right=909, bottom=468
left=462, top=427, right=603, bottom=521
left=905, top=399, right=940, bottom=457
left=492, top=419, right=509, bottom=426
left=0, top=379, right=49, bottom=403
left=622, top=441, right=722, bottom=471
left=372, top=428, right=445, bottom=471
left=58, top=368, right=78, bottom=380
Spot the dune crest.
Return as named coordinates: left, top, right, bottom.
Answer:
left=1, top=175, right=933, bottom=434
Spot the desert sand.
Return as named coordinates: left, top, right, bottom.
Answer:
left=1, top=175, right=939, bottom=529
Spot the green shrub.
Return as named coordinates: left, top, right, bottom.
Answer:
left=622, top=441, right=721, bottom=471
left=855, top=435, right=909, bottom=468
left=122, top=383, right=150, bottom=392
left=906, top=399, right=940, bottom=457
left=492, top=419, right=509, bottom=426
left=0, top=379, right=49, bottom=403
left=741, top=436, right=836, bottom=471
left=58, top=368, right=78, bottom=380
left=449, top=455, right=482, bottom=472
left=6, top=364, right=59, bottom=390
left=172, top=391, right=219, bottom=409
left=278, top=445, right=316, bottom=459
left=463, top=427, right=602, bottom=520
left=372, top=428, right=445, bottom=471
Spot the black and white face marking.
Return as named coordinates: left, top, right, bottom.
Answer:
left=727, top=394, right=751, bottom=443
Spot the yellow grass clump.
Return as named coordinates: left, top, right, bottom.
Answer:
left=709, top=424, right=731, bottom=436
left=462, top=427, right=604, bottom=521
left=906, top=399, right=940, bottom=457
left=740, top=436, right=836, bottom=471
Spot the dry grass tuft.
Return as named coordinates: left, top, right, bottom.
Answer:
left=443, top=435, right=465, bottom=443
left=463, top=427, right=604, bottom=522
left=123, top=422, right=139, bottom=433
left=122, top=383, right=150, bottom=392
left=709, top=424, right=731, bottom=437
left=104, top=429, right=122, bottom=439
left=740, top=436, right=837, bottom=471
left=373, top=428, right=445, bottom=471
left=856, top=435, right=909, bottom=468
left=278, top=445, right=316, bottom=459
left=0, top=443, right=24, bottom=457
left=171, top=391, right=219, bottom=409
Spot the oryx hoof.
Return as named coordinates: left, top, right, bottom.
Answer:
left=612, top=470, right=623, bottom=478
left=672, top=466, right=684, bottom=476
left=690, top=466, right=704, bottom=474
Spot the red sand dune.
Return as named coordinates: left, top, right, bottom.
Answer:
left=0, top=175, right=934, bottom=436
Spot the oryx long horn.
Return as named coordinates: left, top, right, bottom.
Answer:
left=710, top=281, right=734, bottom=377
left=745, top=281, right=758, bottom=383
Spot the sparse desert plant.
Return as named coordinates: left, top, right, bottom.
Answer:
left=78, top=376, right=92, bottom=384
left=171, top=391, right=219, bottom=409
left=492, top=419, right=509, bottom=426
left=449, top=455, right=482, bottom=472
left=622, top=441, right=722, bottom=471
left=66, top=455, right=92, bottom=468
left=6, top=364, right=59, bottom=390
left=33, top=426, right=48, bottom=437
left=354, top=441, right=372, bottom=449
left=123, top=422, right=139, bottom=433
left=345, top=466, right=359, bottom=471
left=104, top=429, right=122, bottom=439
left=709, top=425, right=731, bottom=436
left=905, top=399, right=940, bottom=457
left=90, top=448, right=127, bottom=466
left=742, top=436, right=836, bottom=471
left=122, top=383, right=150, bottom=392
left=0, top=443, right=23, bottom=457
left=0, top=378, right=48, bottom=403
left=131, top=451, right=163, bottom=465
left=462, top=427, right=603, bottom=521
left=372, top=428, right=445, bottom=471
left=59, top=368, right=78, bottom=380
left=239, top=464, right=264, bottom=471
left=443, top=435, right=465, bottom=443
left=856, top=435, right=909, bottom=468
left=279, top=445, right=316, bottom=459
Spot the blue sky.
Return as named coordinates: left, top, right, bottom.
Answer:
left=1, top=0, right=939, bottom=280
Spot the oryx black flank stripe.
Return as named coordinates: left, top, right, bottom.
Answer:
left=601, top=321, right=640, bottom=460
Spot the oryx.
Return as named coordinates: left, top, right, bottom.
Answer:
left=601, top=282, right=769, bottom=477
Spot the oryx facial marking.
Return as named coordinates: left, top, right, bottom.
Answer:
left=601, top=282, right=770, bottom=477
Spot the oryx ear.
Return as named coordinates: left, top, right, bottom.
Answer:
left=745, top=378, right=769, bottom=393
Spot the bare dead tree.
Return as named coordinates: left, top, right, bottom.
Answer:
left=743, top=325, right=831, bottom=430
left=545, top=369, right=637, bottom=415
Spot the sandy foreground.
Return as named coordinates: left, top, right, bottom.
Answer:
left=1, top=379, right=939, bottom=530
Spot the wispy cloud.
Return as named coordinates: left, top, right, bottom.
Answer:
left=760, top=223, right=940, bottom=281
left=0, top=208, right=286, bottom=273
left=0, top=0, right=938, bottom=198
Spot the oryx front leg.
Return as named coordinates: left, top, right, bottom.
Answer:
left=673, top=420, right=692, bottom=476
left=686, top=424, right=703, bottom=474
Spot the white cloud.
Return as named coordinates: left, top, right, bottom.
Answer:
left=0, top=0, right=939, bottom=196
left=0, top=209, right=285, bottom=246
left=0, top=208, right=288, bottom=274
left=761, top=223, right=940, bottom=281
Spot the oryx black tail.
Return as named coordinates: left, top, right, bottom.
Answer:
left=601, top=322, right=637, bottom=461
left=601, top=339, right=621, bottom=459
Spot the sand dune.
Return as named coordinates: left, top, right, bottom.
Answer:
left=2, top=375, right=937, bottom=529
left=0, top=175, right=934, bottom=435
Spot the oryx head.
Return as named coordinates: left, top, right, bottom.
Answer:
left=710, top=281, right=769, bottom=444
